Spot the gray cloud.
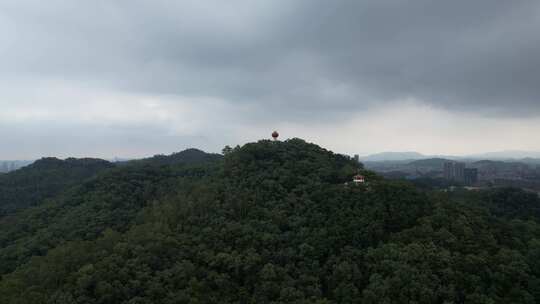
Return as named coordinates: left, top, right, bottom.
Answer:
left=1, top=0, right=539, bottom=158
left=2, top=0, right=539, bottom=116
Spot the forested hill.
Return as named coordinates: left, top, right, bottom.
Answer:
left=129, top=148, right=223, bottom=166
left=0, top=157, right=114, bottom=216
left=0, top=149, right=223, bottom=218
left=1, top=139, right=540, bottom=303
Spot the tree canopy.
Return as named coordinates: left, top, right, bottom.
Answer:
left=0, top=157, right=114, bottom=217
left=1, top=139, right=540, bottom=303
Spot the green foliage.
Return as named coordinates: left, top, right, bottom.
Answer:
left=0, top=157, right=114, bottom=216
left=129, top=148, right=223, bottom=167
left=1, top=139, right=540, bottom=303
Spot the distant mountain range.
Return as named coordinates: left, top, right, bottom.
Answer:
left=359, top=152, right=426, bottom=162
left=361, top=150, right=540, bottom=162
left=467, top=151, right=540, bottom=160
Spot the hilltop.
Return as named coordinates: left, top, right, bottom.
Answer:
left=0, top=139, right=539, bottom=303
left=130, top=148, right=223, bottom=166
left=0, top=157, right=114, bottom=216
left=0, top=149, right=226, bottom=218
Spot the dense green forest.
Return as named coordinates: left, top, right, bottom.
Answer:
left=0, top=158, right=114, bottom=216
left=1, top=139, right=540, bottom=303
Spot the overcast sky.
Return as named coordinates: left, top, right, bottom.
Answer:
left=1, top=0, right=539, bottom=159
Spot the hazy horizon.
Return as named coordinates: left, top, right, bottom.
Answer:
left=2, top=1, right=540, bottom=159
left=4, top=144, right=540, bottom=162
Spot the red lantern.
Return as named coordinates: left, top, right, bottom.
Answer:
left=272, top=131, right=279, bottom=140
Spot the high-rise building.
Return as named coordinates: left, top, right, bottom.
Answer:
left=454, top=162, right=465, bottom=182
left=353, top=154, right=359, bottom=163
left=464, top=168, right=478, bottom=185
left=443, top=161, right=466, bottom=183
left=444, top=162, right=454, bottom=180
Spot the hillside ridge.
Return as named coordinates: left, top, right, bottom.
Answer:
left=0, top=139, right=539, bottom=303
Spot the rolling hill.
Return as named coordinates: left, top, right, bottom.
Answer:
left=0, top=139, right=539, bottom=303
left=0, top=157, right=114, bottom=216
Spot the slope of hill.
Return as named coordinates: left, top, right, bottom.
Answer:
left=471, top=159, right=528, bottom=169
left=408, top=158, right=451, bottom=167
left=0, top=157, right=114, bottom=216
left=0, top=139, right=539, bottom=303
left=0, top=149, right=223, bottom=218
left=468, top=150, right=540, bottom=160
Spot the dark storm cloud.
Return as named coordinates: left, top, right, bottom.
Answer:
left=288, top=1, right=540, bottom=116
left=1, top=0, right=539, bottom=118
